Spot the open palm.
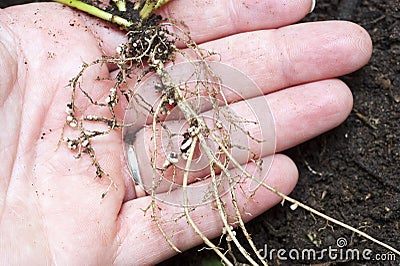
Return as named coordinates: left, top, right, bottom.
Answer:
left=0, top=1, right=371, bottom=265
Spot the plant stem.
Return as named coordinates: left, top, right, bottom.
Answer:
left=140, top=0, right=172, bottom=19
left=113, top=0, right=127, bottom=12
left=53, top=0, right=133, bottom=28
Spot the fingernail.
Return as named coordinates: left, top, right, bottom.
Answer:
left=310, top=0, right=316, bottom=13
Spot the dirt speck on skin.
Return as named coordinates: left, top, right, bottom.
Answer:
left=160, top=0, right=400, bottom=265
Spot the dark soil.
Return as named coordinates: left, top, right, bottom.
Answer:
left=161, top=0, right=400, bottom=265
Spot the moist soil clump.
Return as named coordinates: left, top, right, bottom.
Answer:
left=106, top=0, right=175, bottom=69
left=161, top=0, right=400, bottom=265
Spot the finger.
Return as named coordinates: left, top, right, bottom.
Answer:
left=212, top=78, right=352, bottom=155
left=272, top=79, right=353, bottom=151
left=225, top=78, right=353, bottom=153
left=117, top=20, right=371, bottom=119
left=195, top=78, right=353, bottom=155
left=198, top=20, right=372, bottom=97
left=128, top=78, right=350, bottom=191
left=159, top=0, right=315, bottom=43
left=84, top=0, right=315, bottom=53
left=115, top=153, right=298, bottom=265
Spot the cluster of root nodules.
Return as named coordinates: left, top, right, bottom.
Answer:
left=59, top=2, right=268, bottom=264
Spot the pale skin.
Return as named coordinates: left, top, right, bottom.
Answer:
left=0, top=0, right=372, bottom=265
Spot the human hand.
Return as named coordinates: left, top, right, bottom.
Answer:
left=0, top=1, right=371, bottom=264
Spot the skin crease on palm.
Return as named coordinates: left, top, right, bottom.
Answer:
left=0, top=0, right=372, bottom=265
